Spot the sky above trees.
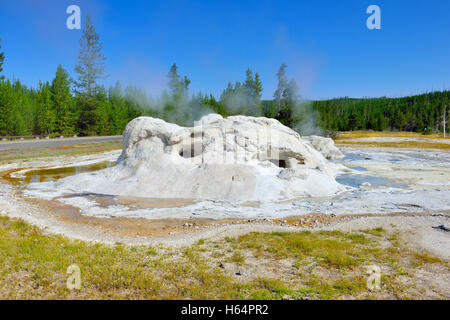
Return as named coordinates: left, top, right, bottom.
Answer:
left=0, top=0, right=449, bottom=100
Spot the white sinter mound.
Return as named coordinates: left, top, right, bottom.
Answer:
left=54, top=114, right=345, bottom=201
left=304, top=135, right=344, bottom=160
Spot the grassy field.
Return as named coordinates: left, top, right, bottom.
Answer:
left=335, top=140, right=450, bottom=150
left=334, top=131, right=449, bottom=149
left=335, top=131, right=447, bottom=140
left=0, top=215, right=447, bottom=299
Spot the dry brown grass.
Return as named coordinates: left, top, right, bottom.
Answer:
left=336, top=131, right=446, bottom=140
left=0, top=140, right=122, bottom=163
left=334, top=140, right=450, bottom=149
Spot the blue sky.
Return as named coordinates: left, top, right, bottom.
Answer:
left=0, top=0, right=449, bottom=100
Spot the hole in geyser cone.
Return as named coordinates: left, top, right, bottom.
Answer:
left=268, top=159, right=287, bottom=168
left=190, top=131, right=204, bottom=138
left=179, top=143, right=202, bottom=158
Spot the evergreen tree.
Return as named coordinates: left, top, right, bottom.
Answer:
left=254, top=73, right=263, bottom=101
left=94, top=89, right=111, bottom=135
left=347, top=112, right=358, bottom=130
left=74, top=14, right=107, bottom=96
left=37, top=82, right=55, bottom=135
left=261, top=100, right=277, bottom=118
left=12, top=108, right=27, bottom=136
left=0, top=80, right=13, bottom=135
left=220, top=82, right=234, bottom=107
left=51, top=65, right=74, bottom=134
left=0, top=38, right=4, bottom=81
left=167, top=63, right=190, bottom=102
left=167, top=64, right=180, bottom=97
left=272, top=64, right=303, bottom=129
left=220, top=68, right=264, bottom=116
left=77, top=93, right=99, bottom=135
left=165, top=64, right=191, bottom=124
left=10, top=80, right=30, bottom=136
left=277, top=78, right=297, bottom=128
left=244, top=68, right=256, bottom=114
left=74, top=14, right=108, bottom=135
left=244, top=68, right=254, bottom=96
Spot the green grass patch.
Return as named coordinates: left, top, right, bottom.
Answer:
left=228, top=252, right=245, bottom=264
left=361, top=227, right=386, bottom=237
left=0, top=215, right=447, bottom=299
left=412, top=252, right=443, bottom=265
left=235, top=230, right=371, bottom=269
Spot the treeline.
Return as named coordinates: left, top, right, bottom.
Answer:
left=0, top=13, right=303, bottom=136
left=313, top=91, right=449, bottom=133
left=0, top=17, right=307, bottom=136
left=0, top=15, right=144, bottom=137
left=0, top=15, right=448, bottom=137
left=0, top=75, right=145, bottom=136
left=0, top=63, right=268, bottom=136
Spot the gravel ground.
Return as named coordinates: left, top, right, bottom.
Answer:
left=319, top=215, right=450, bottom=260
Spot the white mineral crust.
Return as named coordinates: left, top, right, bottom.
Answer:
left=53, top=114, right=345, bottom=201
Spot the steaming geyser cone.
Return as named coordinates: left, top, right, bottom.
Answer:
left=58, top=114, right=345, bottom=201
left=304, top=135, right=344, bottom=160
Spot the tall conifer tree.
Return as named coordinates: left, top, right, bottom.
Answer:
left=37, top=82, right=55, bottom=135
left=74, top=14, right=107, bottom=135
left=51, top=65, right=73, bottom=134
left=74, top=14, right=107, bottom=95
left=0, top=38, right=5, bottom=81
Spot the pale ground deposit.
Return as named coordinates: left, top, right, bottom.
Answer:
left=0, top=115, right=449, bottom=260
